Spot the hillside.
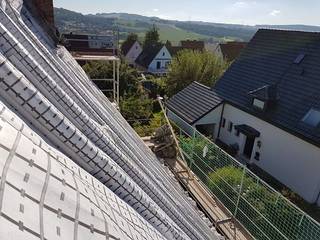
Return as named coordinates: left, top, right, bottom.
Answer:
left=54, top=8, right=320, bottom=43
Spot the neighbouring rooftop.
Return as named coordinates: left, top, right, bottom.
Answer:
left=214, top=29, right=320, bottom=146
left=166, top=82, right=223, bottom=124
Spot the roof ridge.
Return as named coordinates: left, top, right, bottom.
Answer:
left=193, top=81, right=212, bottom=90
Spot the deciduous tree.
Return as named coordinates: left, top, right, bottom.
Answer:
left=166, top=50, right=229, bottom=96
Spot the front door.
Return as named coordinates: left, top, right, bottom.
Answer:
left=243, top=136, right=255, bottom=159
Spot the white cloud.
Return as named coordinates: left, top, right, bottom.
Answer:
left=270, top=10, right=281, bottom=16
left=153, top=8, right=159, bottom=12
left=233, top=1, right=246, bottom=7
left=233, top=1, right=257, bottom=7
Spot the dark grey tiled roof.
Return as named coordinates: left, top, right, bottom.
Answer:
left=214, top=29, right=320, bottom=146
left=167, top=82, right=223, bottom=124
left=136, top=44, right=164, bottom=68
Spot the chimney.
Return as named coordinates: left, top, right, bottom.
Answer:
left=24, top=0, right=58, bottom=43
left=33, top=0, right=54, bottom=27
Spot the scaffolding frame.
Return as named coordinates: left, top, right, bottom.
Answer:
left=73, top=55, right=120, bottom=105
left=66, top=31, right=121, bottom=105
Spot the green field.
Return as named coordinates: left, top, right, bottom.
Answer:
left=137, top=24, right=210, bottom=44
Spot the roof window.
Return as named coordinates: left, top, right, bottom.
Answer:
left=302, top=108, right=320, bottom=127
left=253, top=98, right=265, bottom=110
left=294, top=53, right=305, bottom=64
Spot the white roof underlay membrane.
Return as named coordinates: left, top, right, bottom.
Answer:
left=0, top=1, right=223, bottom=239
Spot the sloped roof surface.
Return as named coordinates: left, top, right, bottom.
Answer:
left=181, top=40, right=205, bottom=51
left=136, top=44, right=164, bottom=68
left=121, top=39, right=137, bottom=55
left=218, top=42, right=247, bottom=61
left=167, top=82, right=223, bottom=124
left=168, top=45, right=184, bottom=56
left=0, top=1, right=220, bottom=240
left=214, top=29, right=320, bottom=145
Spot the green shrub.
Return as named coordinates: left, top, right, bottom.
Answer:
left=133, top=112, right=164, bottom=137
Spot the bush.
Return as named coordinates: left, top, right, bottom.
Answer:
left=166, top=50, right=229, bottom=96
left=120, top=96, right=153, bottom=123
left=133, top=112, right=164, bottom=137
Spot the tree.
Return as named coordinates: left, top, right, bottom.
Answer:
left=143, top=25, right=160, bottom=50
left=119, top=87, right=153, bottom=121
left=166, top=50, right=229, bottom=96
left=82, top=61, right=140, bottom=97
left=165, top=40, right=172, bottom=48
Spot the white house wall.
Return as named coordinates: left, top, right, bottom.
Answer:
left=125, top=41, right=142, bottom=64
left=194, top=105, right=223, bottom=139
left=148, top=46, right=172, bottom=73
left=219, top=104, right=320, bottom=204
left=167, top=110, right=195, bottom=136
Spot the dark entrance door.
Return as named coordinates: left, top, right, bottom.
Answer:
left=243, top=136, right=255, bottom=158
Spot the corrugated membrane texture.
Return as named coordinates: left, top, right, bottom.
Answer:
left=0, top=1, right=222, bottom=239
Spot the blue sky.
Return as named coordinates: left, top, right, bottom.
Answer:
left=53, top=0, right=320, bottom=26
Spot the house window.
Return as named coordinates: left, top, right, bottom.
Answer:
left=228, top=121, right=233, bottom=132
left=165, top=61, right=170, bottom=68
left=162, top=52, right=165, bottom=56
left=221, top=118, right=226, bottom=128
left=156, top=61, right=161, bottom=69
left=302, top=108, right=320, bottom=127
left=253, top=98, right=265, bottom=110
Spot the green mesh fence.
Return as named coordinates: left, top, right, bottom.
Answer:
left=171, top=115, right=320, bottom=240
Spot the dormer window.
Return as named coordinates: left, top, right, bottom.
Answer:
left=253, top=98, right=265, bottom=110
left=302, top=108, right=320, bottom=127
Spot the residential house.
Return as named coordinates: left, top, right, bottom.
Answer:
left=168, top=40, right=205, bottom=56
left=167, top=29, right=320, bottom=206
left=181, top=40, right=205, bottom=51
left=62, top=33, right=117, bottom=55
left=136, top=44, right=172, bottom=75
left=215, top=41, right=247, bottom=62
left=121, top=40, right=143, bottom=65
left=167, top=82, right=223, bottom=138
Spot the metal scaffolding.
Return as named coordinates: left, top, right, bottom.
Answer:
left=73, top=55, right=120, bottom=105
left=65, top=31, right=121, bottom=105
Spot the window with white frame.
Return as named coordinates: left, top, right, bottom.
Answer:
left=302, top=108, right=320, bottom=127
left=253, top=98, right=265, bottom=110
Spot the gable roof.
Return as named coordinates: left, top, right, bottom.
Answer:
left=167, top=82, right=223, bottom=124
left=214, top=29, right=320, bottom=146
left=218, top=42, right=247, bottom=61
left=136, top=44, right=165, bottom=68
left=121, top=39, right=138, bottom=56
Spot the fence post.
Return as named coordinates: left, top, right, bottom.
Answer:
left=234, top=166, right=246, bottom=217
left=189, top=128, right=196, bottom=169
